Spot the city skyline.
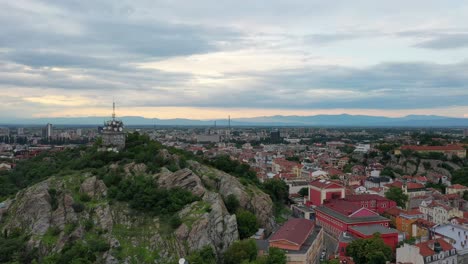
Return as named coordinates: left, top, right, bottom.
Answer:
left=1, top=1, right=468, bottom=119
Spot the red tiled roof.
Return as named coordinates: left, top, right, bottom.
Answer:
left=414, top=218, right=436, bottom=228
left=407, top=182, right=425, bottom=189
left=269, top=219, right=314, bottom=246
left=448, top=184, right=468, bottom=190
left=324, top=200, right=372, bottom=216
left=401, top=209, right=423, bottom=216
left=384, top=207, right=403, bottom=217
left=309, top=179, right=344, bottom=189
left=345, top=194, right=390, bottom=201
left=401, top=145, right=465, bottom=151
left=327, top=168, right=344, bottom=176
left=416, top=238, right=454, bottom=257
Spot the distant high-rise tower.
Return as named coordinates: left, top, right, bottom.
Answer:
left=101, top=102, right=125, bottom=150
left=42, top=123, right=53, bottom=138
left=464, top=128, right=468, bottom=138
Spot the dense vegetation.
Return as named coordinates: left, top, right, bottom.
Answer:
left=346, top=233, right=392, bottom=264
left=451, top=167, right=468, bottom=186
left=0, top=230, right=35, bottom=263
left=108, top=175, right=199, bottom=217
left=0, top=132, right=292, bottom=264
left=206, top=155, right=259, bottom=185
left=385, top=187, right=408, bottom=209
left=223, top=239, right=286, bottom=264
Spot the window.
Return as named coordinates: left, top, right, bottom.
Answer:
left=426, top=256, right=431, bottom=262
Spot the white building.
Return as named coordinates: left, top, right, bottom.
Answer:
left=354, top=144, right=371, bottom=153
left=419, top=201, right=463, bottom=225
left=397, top=239, right=457, bottom=264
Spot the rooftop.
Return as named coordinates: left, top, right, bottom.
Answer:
left=269, top=218, right=315, bottom=246
left=415, top=238, right=455, bottom=257
left=433, top=224, right=468, bottom=251
left=316, top=206, right=389, bottom=224
left=400, top=145, right=465, bottom=151
left=448, top=184, right=468, bottom=190
left=349, top=224, right=398, bottom=236
left=309, top=179, right=343, bottom=189
left=345, top=194, right=391, bottom=201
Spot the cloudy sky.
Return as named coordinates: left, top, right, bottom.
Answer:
left=1, top=0, right=468, bottom=120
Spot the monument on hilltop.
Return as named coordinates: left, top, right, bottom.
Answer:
left=101, top=102, right=125, bottom=151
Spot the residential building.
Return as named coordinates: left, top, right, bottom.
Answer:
left=396, top=239, right=457, bottom=264
left=419, top=201, right=463, bottom=225
left=272, top=158, right=303, bottom=178
left=395, top=145, right=466, bottom=158
left=395, top=210, right=425, bottom=238
left=433, top=224, right=468, bottom=263
left=412, top=219, right=437, bottom=243
left=269, top=218, right=324, bottom=264
left=306, top=179, right=345, bottom=207
left=447, top=184, right=468, bottom=196
left=196, top=134, right=220, bottom=143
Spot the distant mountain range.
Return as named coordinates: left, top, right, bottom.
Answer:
left=1, top=114, right=467, bottom=127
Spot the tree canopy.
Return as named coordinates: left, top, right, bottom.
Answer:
left=452, top=167, right=468, bottom=186
left=236, top=209, right=259, bottom=239
left=385, top=187, right=408, bottom=208
left=298, top=187, right=308, bottom=197
left=346, top=233, right=392, bottom=264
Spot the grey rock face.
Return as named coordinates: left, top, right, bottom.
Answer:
left=7, top=181, right=53, bottom=236
left=176, top=192, right=238, bottom=257
left=189, top=161, right=275, bottom=232
left=80, top=176, right=107, bottom=199
left=156, top=168, right=206, bottom=197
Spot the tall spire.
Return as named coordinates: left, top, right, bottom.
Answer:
left=112, top=100, right=116, bottom=120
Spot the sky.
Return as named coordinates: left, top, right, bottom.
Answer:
left=1, top=0, right=468, bottom=120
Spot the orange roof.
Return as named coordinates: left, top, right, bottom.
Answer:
left=385, top=207, right=403, bottom=217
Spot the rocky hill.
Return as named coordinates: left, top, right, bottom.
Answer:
left=0, top=135, right=276, bottom=264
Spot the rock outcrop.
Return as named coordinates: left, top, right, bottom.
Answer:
left=189, top=161, right=275, bottom=232
left=0, top=158, right=275, bottom=263
left=176, top=192, right=238, bottom=256
left=156, top=168, right=206, bottom=197
left=80, top=176, right=107, bottom=198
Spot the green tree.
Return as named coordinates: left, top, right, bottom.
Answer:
left=186, top=246, right=216, bottom=264
left=266, top=247, right=286, bottom=264
left=346, top=233, right=392, bottom=264
left=262, top=179, right=289, bottom=203
left=463, top=190, right=468, bottom=201
left=224, top=239, right=258, bottom=264
left=225, top=194, right=240, bottom=214
left=298, top=187, right=309, bottom=197
left=236, top=209, right=259, bottom=239
left=452, top=168, right=468, bottom=186
left=385, top=187, right=408, bottom=208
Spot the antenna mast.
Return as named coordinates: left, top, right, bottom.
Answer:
left=112, top=100, right=116, bottom=120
